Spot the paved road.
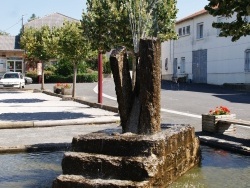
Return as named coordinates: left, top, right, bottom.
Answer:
left=25, top=79, right=250, bottom=131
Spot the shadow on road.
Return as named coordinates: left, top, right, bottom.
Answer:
left=0, top=99, right=46, bottom=103
left=161, top=80, right=250, bottom=104
left=0, top=112, right=92, bottom=121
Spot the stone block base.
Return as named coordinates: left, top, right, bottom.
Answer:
left=53, top=124, right=200, bottom=187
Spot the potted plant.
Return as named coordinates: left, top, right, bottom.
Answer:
left=61, top=83, right=72, bottom=95
left=54, top=83, right=63, bottom=94
left=202, top=106, right=236, bottom=134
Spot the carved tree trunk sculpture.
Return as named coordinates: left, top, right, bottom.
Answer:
left=110, top=39, right=161, bottom=135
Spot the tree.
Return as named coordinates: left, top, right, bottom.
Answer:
left=28, top=14, right=39, bottom=22
left=82, top=0, right=177, bottom=52
left=205, top=0, right=250, bottom=41
left=58, top=21, right=90, bottom=97
left=0, top=30, right=9, bottom=35
left=82, top=0, right=177, bottom=96
left=20, top=26, right=59, bottom=89
left=82, top=0, right=132, bottom=53
left=125, top=0, right=177, bottom=53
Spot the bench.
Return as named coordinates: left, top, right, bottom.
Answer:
left=218, top=119, right=250, bottom=127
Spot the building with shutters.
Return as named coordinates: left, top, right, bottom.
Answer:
left=161, top=9, right=250, bottom=85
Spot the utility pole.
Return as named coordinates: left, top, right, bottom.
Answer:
left=21, top=15, right=24, bottom=33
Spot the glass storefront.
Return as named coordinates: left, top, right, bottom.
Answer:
left=0, top=58, right=24, bottom=77
left=6, top=59, right=23, bottom=72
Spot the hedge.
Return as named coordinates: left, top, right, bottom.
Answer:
left=26, top=72, right=98, bottom=83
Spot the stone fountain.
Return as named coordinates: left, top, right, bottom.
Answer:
left=52, top=39, right=200, bottom=188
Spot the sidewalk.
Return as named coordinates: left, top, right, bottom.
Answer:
left=0, top=89, right=120, bottom=153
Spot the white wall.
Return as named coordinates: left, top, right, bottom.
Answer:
left=161, top=12, right=250, bottom=85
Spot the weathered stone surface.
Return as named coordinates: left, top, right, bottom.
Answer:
left=72, top=130, right=166, bottom=157
left=53, top=175, right=151, bottom=188
left=53, top=125, right=201, bottom=187
left=138, top=39, right=161, bottom=134
left=110, top=47, right=133, bottom=133
left=62, top=152, right=159, bottom=181
left=109, top=39, right=161, bottom=135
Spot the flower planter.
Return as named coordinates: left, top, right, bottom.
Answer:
left=61, top=88, right=72, bottom=95
left=53, top=86, right=61, bottom=94
left=202, top=114, right=236, bottom=134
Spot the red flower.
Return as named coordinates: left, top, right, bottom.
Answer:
left=209, top=106, right=231, bottom=115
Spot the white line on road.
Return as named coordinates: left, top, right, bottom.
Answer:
left=94, top=84, right=201, bottom=119
left=160, top=108, right=201, bottom=118
left=93, top=85, right=117, bottom=100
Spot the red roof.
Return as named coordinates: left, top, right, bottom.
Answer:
left=176, top=9, right=208, bottom=24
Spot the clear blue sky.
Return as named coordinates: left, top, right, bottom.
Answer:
left=1, top=0, right=208, bottom=36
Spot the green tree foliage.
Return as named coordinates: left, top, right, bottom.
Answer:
left=205, top=0, right=250, bottom=41
left=125, top=0, right=177, bottom=53
left=82, top=0, right=177, bottom=53
left=54, top=59, right=73, bottom=76
left=82, top=0, right=131, bottom=52
left=20, top=26, right=59, bottom=89
left=0, top=30, right=9, bottom=35
left=28, top=14, right=39, bottom=22
left=57, top=21, right=90, bottom=97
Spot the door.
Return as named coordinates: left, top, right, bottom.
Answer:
left=192, top=49, right=207, bottom=83
left=15, top=61, right=23, bottom=73
left=7, top=61, right=15, bottom=72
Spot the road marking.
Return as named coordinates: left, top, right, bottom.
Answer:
left=93, top=84, right=117, bottom=100
left=94, top=84, right=201, bottom=119
left=160, top=108, right=201, bottom=118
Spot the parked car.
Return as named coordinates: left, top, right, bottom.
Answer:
left=24, top=76, right=33, bottom=84
left=0, top=72, right=25, bottom=88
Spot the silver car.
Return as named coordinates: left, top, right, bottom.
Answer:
left=0, top=72, right=25, bottom=88
left=25, top=76, right=33, bottom=84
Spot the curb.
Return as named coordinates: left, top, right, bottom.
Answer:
left=0, top=143, right=71, bottom=154
left=199, top=135, right=250, bottom=156
left=0, top=119, right=120, bottom=129
left=42, top=90, right=119, bottom=113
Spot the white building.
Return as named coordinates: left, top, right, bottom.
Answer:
left=161, top=9, right=250, bottom=85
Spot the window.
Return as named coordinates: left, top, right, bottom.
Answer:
left=180, top=57, right=185, bottom=73
left=186, top=25, right=190, bottom=35
left=178, top=26, right=190, bottom=37
left=182, top=27, right=186, bottom=35
left=197, top=23, right=204, bottom=39
left=178, top=28, right=182, bottom=36
left=165, top=58, right=168, bottom=70
left=245, top=49, right=250, bottom=72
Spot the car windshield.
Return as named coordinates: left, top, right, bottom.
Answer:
left=3, top=73, right=19, bottom=79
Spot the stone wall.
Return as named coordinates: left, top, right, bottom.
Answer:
left=52, top=124, right=200, bottom=188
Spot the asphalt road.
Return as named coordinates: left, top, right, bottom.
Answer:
left=25, top=78, right=250, bottom=123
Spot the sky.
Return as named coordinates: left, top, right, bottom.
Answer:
left=1, top=0, right=209, bottom=36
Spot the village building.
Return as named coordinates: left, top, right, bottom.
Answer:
left=0, top=35, right=24, bottom=77
left=0, top=13, right=79, bottom=77
left=161, top=9, right=250, bottom=85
